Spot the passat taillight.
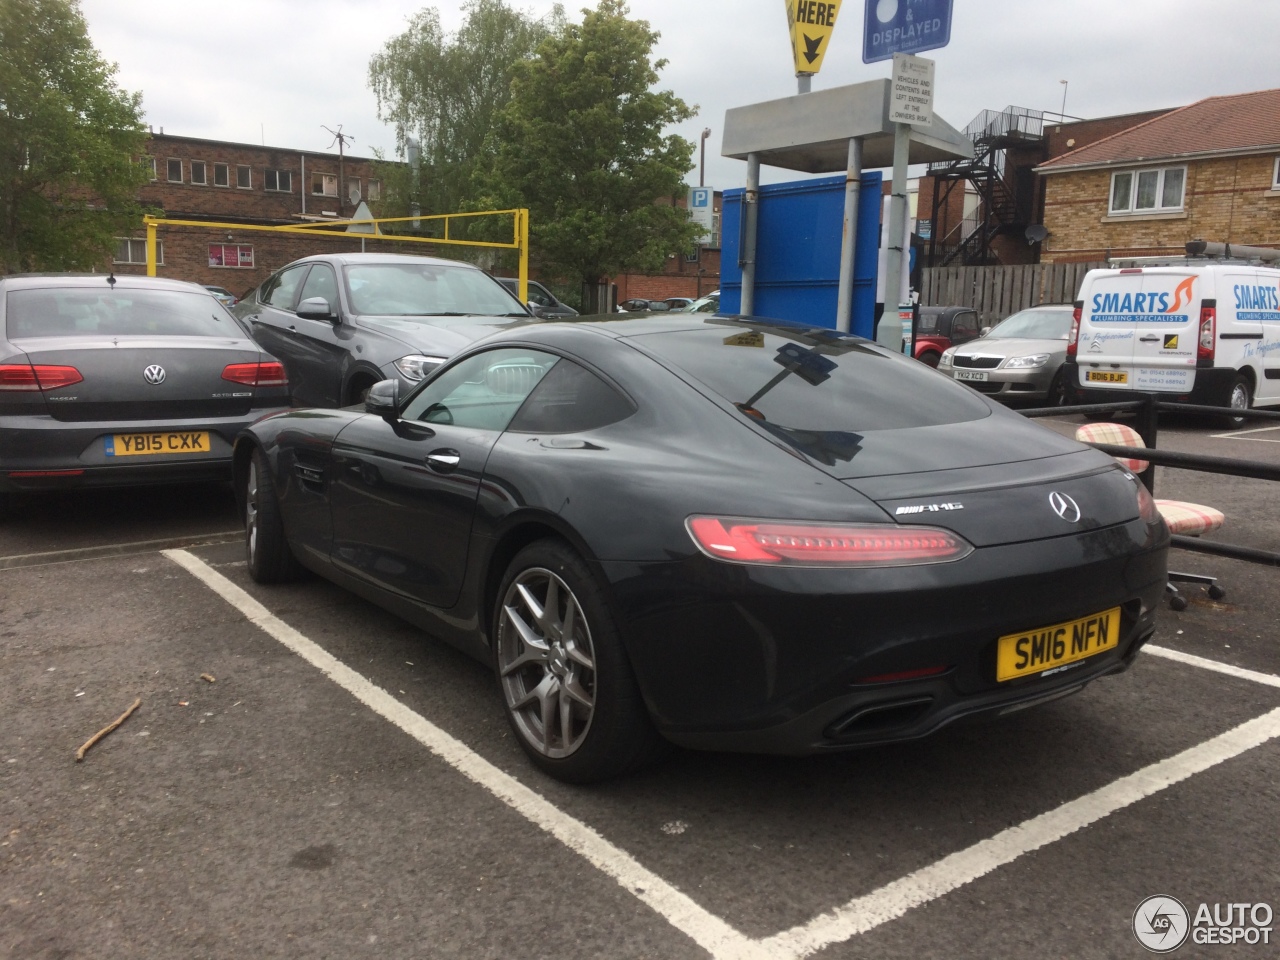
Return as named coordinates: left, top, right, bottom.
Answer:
left=1066, top=302, right=1082, bottom=358
left=0, top=363, right=84, bottom=391
left=222, top=361, right=287, bottom=387
left=1198, top=302, right=1216, bottom=360
left=686, top=517, right=972, bottom=567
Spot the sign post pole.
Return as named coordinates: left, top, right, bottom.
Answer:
left=834, top=138, right=862, bottom=333
left=879, top=123, right=911, bottom=347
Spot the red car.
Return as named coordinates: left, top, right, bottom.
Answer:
left=913, top=306, right=982, bottom=367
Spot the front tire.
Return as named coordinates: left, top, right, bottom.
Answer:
left=919, top=351, right=941, bottom=369
left=245, top=447, right=303, bottom=583
left=493, top=540, right=663, bottom=783
left=1047, top=369, right=1072, bottom=407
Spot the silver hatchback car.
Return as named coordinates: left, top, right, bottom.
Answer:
left=938, top=304, right=1076, bottom=406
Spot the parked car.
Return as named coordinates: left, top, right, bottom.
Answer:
left=203, top=284, right=238, bottom=307
left=680, top=290, right=721, bottom=313
left=618, top=298, right=671, bottom=313
left=0, top=273, right=290, bottom=517
left=232, top=253, right=531, bottom=408
left=913, top=306, right=981, bottom=367
left=235, top=313, right=1167, bottom=782
left=663, top=297, right=694, bottom=311
left=495, top=277, right=578, bottom=319
left=939, top=304, right=1077, bottom=405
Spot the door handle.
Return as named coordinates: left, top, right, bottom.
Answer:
left=1139, top=334, right=1160, bottom=342
left=425, top=450, right=461, bottom=472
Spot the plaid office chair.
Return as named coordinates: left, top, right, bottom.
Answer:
left=1074, top=422, right=1226, bottom=611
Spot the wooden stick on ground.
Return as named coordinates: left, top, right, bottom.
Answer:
left=75, top=698, right=142, bottom=762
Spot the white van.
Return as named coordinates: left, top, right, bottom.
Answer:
left=1066, top=256, right=1280, bottom=422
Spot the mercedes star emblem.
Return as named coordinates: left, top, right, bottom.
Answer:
left=1049, top=491, right=1082, bottom=523
left=143, top=364, right=166, bottom=385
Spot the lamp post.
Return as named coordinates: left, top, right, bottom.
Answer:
left=699, top=127, right=711, bottom=187
left=1059, top=80, right=1069, bottom=120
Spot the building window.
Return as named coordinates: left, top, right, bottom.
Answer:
left=312, top=173, right=338, bottom=197
left=347, top=178, right=361, bottom=202
left=140, top=156, right=156, bottom=180
left=367, top=179, right=381, bottom=201
left=114, top=238, right=164, bottom=265
left=166, top=158, right=182, bottom=182
left=1273, top=158, right=1280, bottom=190
left=237, top=164, right=251, bottom=189
left=208, top=243, right=255, bottom=268
left=1109, top=165, right=1186, bottom=214
left=265, top=169, right=292, bottom=192
left=213, top=162, right=230, bottom=187
left=190, top=161, right=207, bottom=186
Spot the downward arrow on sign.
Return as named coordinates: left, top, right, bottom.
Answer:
left=803, top=34, right=823, bottom=64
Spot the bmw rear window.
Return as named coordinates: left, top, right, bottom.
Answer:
left=634, top=322, right=991, bottom=434
left=6, top=288, right=238, bottom=339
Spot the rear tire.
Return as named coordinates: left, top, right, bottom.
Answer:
left=919, top=351, right=941, bottom=369
left=245, top=447, right=303, bottom=583
left=1047, top=369, right=1072, bottom=407
left=1219, top=375, right=1252, bottom=429
left=492, top=539, right=665, bottom=783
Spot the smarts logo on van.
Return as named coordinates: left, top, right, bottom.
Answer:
left=1233, top=283, right=1280, bottom=322
left=1090, top=277, right=1195, bottom=323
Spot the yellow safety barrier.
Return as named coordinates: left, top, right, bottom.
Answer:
left=143, top=209, right=531, bottom=301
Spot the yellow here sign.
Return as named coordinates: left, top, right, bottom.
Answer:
left=786, top=0, right=843, bottom=75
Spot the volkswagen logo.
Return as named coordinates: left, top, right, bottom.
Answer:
left=143, top=365, right=166, bottom=385
left=1049, top=491, right=1081, bottom=523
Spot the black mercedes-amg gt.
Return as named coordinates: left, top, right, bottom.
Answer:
left=234, top=315, right=1169, bottom=782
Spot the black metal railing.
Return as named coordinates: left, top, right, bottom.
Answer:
left=1019, top=394, right=1280, bottom=567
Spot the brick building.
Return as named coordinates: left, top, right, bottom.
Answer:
left=1036, top=88, right=1280, bottom=263
left=112, top=132, right=397, bottom=294
left=611, top=191, right=722, bottom=305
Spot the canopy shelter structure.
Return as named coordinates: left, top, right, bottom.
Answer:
left=722, top=79, right=973, bottom=333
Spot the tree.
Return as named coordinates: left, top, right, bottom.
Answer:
left=368, top=0, right=561, bottom=219
left=0, top=0, right=149, bottom=273
left=476, top=0, right=699, bottom=297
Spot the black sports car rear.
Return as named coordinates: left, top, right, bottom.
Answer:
left=235, top=315, right=1169, bottom=782
left=0, top=274, right=290, bottom=514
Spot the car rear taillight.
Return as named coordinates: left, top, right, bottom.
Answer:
left=0, top=363, right=84, bottom=391
left=1066, top=302, right=1082, bottom=358
left=1198, top=302, right=1216, bottom=360
left=222, top=361, right=288, bottom=387
left=1134, top=480, right=1161, bottom=525
left=686, top=517, right=973, bottom=567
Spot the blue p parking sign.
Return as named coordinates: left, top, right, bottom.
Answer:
left=863, top=0, right=953, bottom=63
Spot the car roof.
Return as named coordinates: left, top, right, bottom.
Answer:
left=280, top=251, right=483, bottom=270
left=0, top=273, right=208, bottom=294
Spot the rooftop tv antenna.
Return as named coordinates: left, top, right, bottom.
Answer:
left=322, top=124, right=355, bottom=217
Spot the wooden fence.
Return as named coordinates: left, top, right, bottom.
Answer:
left=920, top=262, right=1106, bottom=324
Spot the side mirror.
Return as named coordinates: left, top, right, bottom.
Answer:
left=528, top=302, right=549, bottom=318
left=297, top=297, right=336, bottom=321
left=980, top=326, right=992, bottom=337
left=364, top=379, right=399, bottom=419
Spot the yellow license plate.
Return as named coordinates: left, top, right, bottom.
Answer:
left=996, top=607, right=1121, bottom=682
left=105, top=431, right=211, bottom=457
left=1086, top=371, right=1128, bottom=383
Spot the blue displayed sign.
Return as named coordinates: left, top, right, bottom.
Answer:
left=863, top=0, right=953, bottom=64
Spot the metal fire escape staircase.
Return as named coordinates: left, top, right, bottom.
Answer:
left=927, top=107, right=1046, bottom=266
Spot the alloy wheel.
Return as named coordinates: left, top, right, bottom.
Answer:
left=246, top=459, right=260, bottom=561
left=497, top=567, right=597, bottom=758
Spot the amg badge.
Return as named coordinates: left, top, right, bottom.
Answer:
left=895, top=502, right=964, bottom=516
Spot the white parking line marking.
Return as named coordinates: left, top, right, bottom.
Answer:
left=161, top=549, right=772, bottom=960
left=164, top=548, right=1280, bottom=960
left=1146, top=644, right=1280, bottom=689
left=0, top=532, right=243, bottom=570
left=761, top=704, right=1280, bottom=958
left=1209, top=424, right=1280, bottom=441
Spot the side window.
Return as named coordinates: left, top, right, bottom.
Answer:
left=525, top=284, right=552, bottom=307
left=402, top=348, right=558, bottom=432
left=508, top=359, right=635, bottom=434
left=298, top=264, right=338, bottom=311
left=952, top=311, right=979, bottom=342
left=260, top=264, right=309, bottom=309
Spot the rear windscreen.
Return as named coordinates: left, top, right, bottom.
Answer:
left=633, top=322, right=991, bottom=444
left=6, top=288, right=239, bottom=339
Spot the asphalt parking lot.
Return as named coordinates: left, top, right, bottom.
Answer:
left=3, top=413, right=1279, bottom=959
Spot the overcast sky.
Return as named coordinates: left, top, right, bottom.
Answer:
left=80, top=0, right=1280, bottom=190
